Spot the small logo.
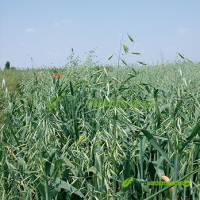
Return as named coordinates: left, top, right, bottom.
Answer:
left=183, top=180, right=190, bottom=187
left=122, top=178, right=190, bottom=188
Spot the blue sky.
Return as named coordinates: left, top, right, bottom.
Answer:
left=0, top=0, right=200, bottom=69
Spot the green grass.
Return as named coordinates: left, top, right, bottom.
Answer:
left=0, top=60, right=200, bottom=200
left=0, top=69, right=28, bottom=125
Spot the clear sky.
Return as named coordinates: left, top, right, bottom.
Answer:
left=0, top=0, right=200, bottom=69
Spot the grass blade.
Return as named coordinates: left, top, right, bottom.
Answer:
left=45, top=148, right=57, bottom=176
left=141, top=129, right=172, bottom=165
left=178, top=121, right=200, bottom=153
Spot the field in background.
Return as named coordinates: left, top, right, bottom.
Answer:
left=0, top=60, right=200, bottom=199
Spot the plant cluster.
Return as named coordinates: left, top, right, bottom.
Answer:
left=0, top=36, right=200, bottom=199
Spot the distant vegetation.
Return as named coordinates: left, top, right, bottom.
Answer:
left=4, top=61, right=10, bottom=70
left=0, top=36, right=200, bottom=199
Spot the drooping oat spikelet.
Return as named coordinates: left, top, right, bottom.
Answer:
left=161, top=175, right=177, bottom=200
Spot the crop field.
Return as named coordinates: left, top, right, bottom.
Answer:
left=0, top=55, right=200, bottom=199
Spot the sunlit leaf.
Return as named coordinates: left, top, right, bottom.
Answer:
left=179, top=121, right=200, bottom=153
left=141, top=129, right=172, bottom=165
left=49, top=178, right=85, bottom=199
left=46, top=96, right=62, bottom=110
left=45, top=148, right=57, bottom=176
left=88, top=166, right=97, bottom=174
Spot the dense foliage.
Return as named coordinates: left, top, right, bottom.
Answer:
left=0, top=60, right=200, bottom=199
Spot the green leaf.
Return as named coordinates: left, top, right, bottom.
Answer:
left=17, top=157, right=25, bottom=166
left=70, top=80, right=74, bottom=96
left=52, top=160, right=65, bottom=178
left=88, top=166, right=97, bottom=173
left=148, top=162, right=156, bottom=181
left=179, top=121, right=200, bottom=153
left=7, top=161, right=16, bottom=170
left=153, top=88, right=159, bottom=99
left=155, top=101, right=162, bottom=128
left=63, top=157, right=75, bottom=168
left=34, top=72, right=39, bottom=84
left=123, top=151, right=131, bottom=179
left=46, top=96, right=62, bottom=110
left=31, top=174, right=46, bottom=199
left=132, top=178, right=142, bottom=194
left=58, top=84, right=68, bottom=96
left=152, top=158, right=165, bottom=177
left=49, top=178, right=85, bottom=199
left=46, top=84, right=68, bottom=110
left=55, top=75, right=60, bottom=90
left=45, top=148, right=57, bottom=176
left=123, top=74, right=136, bottom=84
left=141, top=129, right=171, bottom=165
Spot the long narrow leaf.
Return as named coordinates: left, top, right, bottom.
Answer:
left=141, top=129, right=171, bottom=165
left=45, top=149, right=57, bottom=176
left=49, top=178, right=85, bottom=199
left=179, top=121, right=200, bottom=153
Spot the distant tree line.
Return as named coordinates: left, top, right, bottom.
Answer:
left=4, top=61, right=16, bottom=70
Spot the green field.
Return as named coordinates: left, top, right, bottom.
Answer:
left=0, top=58, right=200, bottom=199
